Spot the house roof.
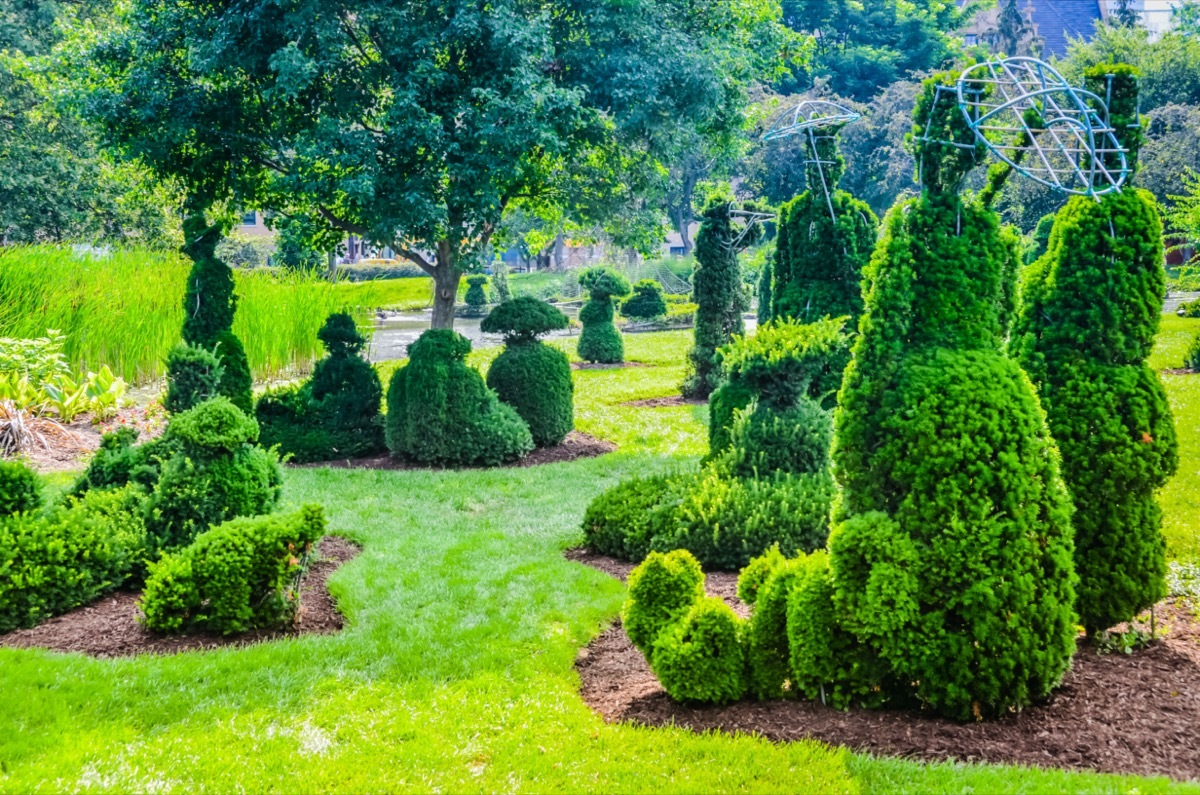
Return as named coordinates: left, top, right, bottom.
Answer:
left=1025, top=0, right=1103, bottom=56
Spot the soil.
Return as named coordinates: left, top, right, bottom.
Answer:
left=1162, top=368, right=1197, bottom=376
left=0, top=536, right=359, bottom=658
left=296, top=431, right=616, bottom=472
left=571, top=362, right=651, bottom=371
left=17, top=405, right=167, bottom=474
left=569, top=548, right=1200, bottom=781
left=620, top=395, right=706, bottom=409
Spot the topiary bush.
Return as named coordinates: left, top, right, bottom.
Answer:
left=212, top=330, right=253, bottom=414
left=770, top=125, right=878, bottom=325
left=581, top=475, right=681, bottom=561
left=651, top=596, right=748, bottom=705
left=140, top=504, right=325, bottom=635
left=165, top=343, right=225, bottom=414
left=482, top=297, right=574, bottom=447
left=1010, top=65, right=1177, bottom=637
left=621, top=279, right=669, bottom=321
left=824, top=72, right=1077, bottom=720
left=745, top=557, right=807, bottom=699
left=0, top=486, right=148, bottom=632
left=577, top=267, right=631, bottom=364
left=0, top=459, right=41, bottom=516
left=256, top=313, right=385, bottom=463
left=622, top=549, right=704, bottom=652
left=1187, top=333, right=1200, bottom=370
left=736, top=543, right=786, bottom=607
left=462, top=275, right=490, bottom=316
left=72, top=427, right=177, bottom=496
left=385, top=329, right=533, bottom=466
left=719, top=398, right=833, bottom=479
left=145, top=397, right=282, bottom=555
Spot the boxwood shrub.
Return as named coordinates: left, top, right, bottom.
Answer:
left=577, top=268, right=631, bottom=364
left=0, top=459, right=41, bottom=516
left=651, top=596, right=747, bottom=705
left=621, top=549, right=704, bottom=652
left=164, top=343, right=224, bottom=414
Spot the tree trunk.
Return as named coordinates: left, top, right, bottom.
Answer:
left=553, top=233, right=566, bottom=270
left=430, top=243, right=460, bottom=329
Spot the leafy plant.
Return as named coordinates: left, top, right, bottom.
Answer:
left=577, top=268, right=632, bottom=364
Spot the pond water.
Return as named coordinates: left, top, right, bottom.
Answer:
left=366, top=307, right=582, bottom=362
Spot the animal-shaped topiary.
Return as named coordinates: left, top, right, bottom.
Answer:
left=576, top=267, right=632, bottom=364
left=386, top=329, right=533, bottom=466
left=256, top=312, right=385, bottom=462
left=1010, top=65, right=1177, bottom=636
left=481, top=297, right=574, bottom=447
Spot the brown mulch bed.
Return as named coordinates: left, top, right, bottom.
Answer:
left=0, top=536, right=359, bottom=658
left=294, top=431, right=616, bottom=471
left=571, top=361, right=650, bottom=371
left=620, top=395, right=706, bottom=409
left=17, top=405, right=167, bottom=474
left=569, top=548, right=1200, bottom=781
left=1162, top=368, right=1197, bottom=376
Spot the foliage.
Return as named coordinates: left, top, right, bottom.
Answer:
left=0, top=459, right=41, bottom=516
left=578, top=268, right=631, bottom=364
left=491, top=263, right=512, bottom=304
left=1063, top=24, right=1200, bottom=111
left=1011, top=71, right=1178, bottom=635
left=735, top=543, right=786, bottom=607
left=1139, top=105, right=1200, bottom=208
left=0, top=485, right=148, bottom=633
left=0, top=330, right=70, bottom=384
left=1188, top=333, right=1200, bottom=370
left=463, top=276, right=490, bottom=312
left=0, top=329, right=128, bottom=421
left=744, top=556, right=805, bottom=699
left=257, top=313, right=385, bottom=463
left=719, top=398, right=832, bottom=479
left=386, top=330, right=533, bottom=466
left=481, top=296, right=569, bottom=344
left=165, top=344, right=224, bottom=415
left=486, top=341, right=574, bottom=448
left=581, top=475, right=680, bottom=562
left=72, top=427, right=176, bottom=496
left=215, top=234, right=274, bottom=270
left=651, top=596, right=748, bottom=705
left=622, top=280, right=670, bottom=321
left=1167, top=168, right=1200, bottom=272
left=140, top=504, right=326, bottom=635
left=622, top=549, right=705, bottom=653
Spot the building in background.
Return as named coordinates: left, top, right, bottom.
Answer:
left=961, top=0, right=1185, bottom=58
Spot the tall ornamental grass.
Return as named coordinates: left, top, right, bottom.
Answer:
left=0, top=246, right=377, bottom=384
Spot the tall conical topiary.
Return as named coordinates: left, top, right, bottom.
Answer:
left=826, top=72, right=1077, bottom=720
left=179, top=213, right=252, bottom=412
left=771, top=127, right=878, bottom=325
left=682, top=197, right=761, bottom=399
left=1010, top=64, right=1177, bottom=636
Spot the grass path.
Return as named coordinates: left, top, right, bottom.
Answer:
left=2, top=328, right=1199, bottom=792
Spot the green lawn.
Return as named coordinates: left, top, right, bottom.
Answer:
left=2, top=327, right=1198, bottom=792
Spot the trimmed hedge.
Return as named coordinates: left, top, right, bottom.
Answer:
left=581, top=475, right=681, bottom=562
left=577, top=268, right=631, bottom=364
left=140, top=504, right=326, bottom=635
left=622, top=279, right=669, bottom=321
left=0, top=459, right=41, bottom=516
left=386, top=329, right=533, bottom=466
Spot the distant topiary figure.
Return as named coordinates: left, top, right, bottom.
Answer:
left=1011, top=65, right=1177, bottom=637
left=770, top=126, right=878, bottom=325
left=257, top=312, right=385, bottom=463
left=386, top=329, right=533, bottom=466
left=491, top=263, right=512, bottom=304
left=824, top=72, right=1077, bottom=720
left=682, top=197, right=762, bottom=398
left=482, top=297, right=574, bottom=447
left=165, top=343, right=224, bottom=414
left=180, top=214, right=253, bottom=412
left=462, top=275, right=490, bottom=316
left=577, top=267, right=632, bottom=364
left=621, top=279, right=669, bottom=322
left=0, top=460, right=41, bottom=516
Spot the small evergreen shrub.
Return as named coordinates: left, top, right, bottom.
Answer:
left=720, top=399, right=833, bottom=479
left=385, top=330, right=533, bottom=466
left=464, top=275, right=490, bottom=312
left=164, top=343, right=224, bottom=414
left=491, top=264, right=511, bottom=303
left=1188, top=333, right=1200, bottom=370
left=621, top=279, right=669, bottom=321
left=651, top=596, right=748, bottom=705
left=482, top=298, right=574, bottom=447
left=213, top=331, right=253, bottom=414
left=0, top=486, right=147, bottom=632
left=622, top=549, right=704, bottom=653
left=736, top=543, right=786, bottom=607
left=581, top=475, right=680, bottom=561
left=1178, top=300, right=1200, bottom=319
left=140, top=504, right=325, bottom=635
left=72, top=427, right=176, bottom=496
left=745, top=558, right=807, bottom=699
left=577, top=267, right=631, bottom=364
left=0, top=459, right=41, bottom=516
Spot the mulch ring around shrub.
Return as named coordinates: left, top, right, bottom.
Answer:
left=0, top=536, right=359, bottom=658
left=568, top=548, right=1200, bottom=781
left=620, top=395, right=707, bottom=409
left=1161, top=368, right=1197, bottom=376
left=293, top=431, right=616, bottom=471
left=571, top=361, right=651, bottom=371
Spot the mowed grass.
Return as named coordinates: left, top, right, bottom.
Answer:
left=1151, top=315, right=1200, bottom=561
left=2, top=326, right=1200, bottom=792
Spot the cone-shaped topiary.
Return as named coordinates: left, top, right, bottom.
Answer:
left=770, top=126, right=878, bottom=324
left=386, top=329, right=533, bottom=466
left=257, top=313, right=385, bottom=463
left=577, top=267, right=631, bottom=364
left=826, top=71, right=1077, bottom=720
left=682, top=197, right=762, bottom=398
left=621, top=279, right=669, bottom=321
left=482, top=297, right=574, bottom=447
left=1010, top=65, right=1177, bottom=636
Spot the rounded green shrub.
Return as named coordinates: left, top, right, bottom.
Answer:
left=481, top=296, right=570, bottom=343
left=0, top=459, right=41, bottom=516
left=581, top=475, right=681, bottom=562
left=651, top=596, right=748, bottom=705
left=165, top=343, right=225, bottom=414
left=577, top=268, right=631, bottom=364
left=736, top=543, right=786, bottom=607
left=1187, top=333, right=1200, bottom=369
left=745, top=557, right=806, bottom=699
left=720, top=399, right=833, bottom=479
left=464, top=275, right=489, bottom=308
left=385, top=329, right=533, bottom=466
left=622, top=279, right=669, bottom=321
left=622, top=549, right=704, bottom=653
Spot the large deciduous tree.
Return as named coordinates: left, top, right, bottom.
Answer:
left=85, top=0, right=795, bottom=328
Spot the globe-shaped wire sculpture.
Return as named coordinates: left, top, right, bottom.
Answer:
left=956, top=58, right=1129, bottom=197
left=762, top=100, right=861, bottom=143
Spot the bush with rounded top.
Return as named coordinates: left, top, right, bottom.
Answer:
left=0, top=459, right=41, bottom=516
left=577, top=268, right=631, bottom=364
left=386, top=329, right=533, bottom=466
left=165, top=343, right=225, bottom=414
left=622, top=279, right=669, bottom=321
left=622, top=549, right=704, bottom=653
left=486, top=342, right=573, bottom=447
left=481, top=296, right=569, bottom=343
left=736, top=543, right=786, bottom=607
left=1011, top=67, right=1176, bottom=636
left=581, top=474, right=683, bottom=561
left=720, top=398, right=833, bottom=479
left=651, top=596, right=748, bottom=705
left=463, top=275, right=489, bottom=314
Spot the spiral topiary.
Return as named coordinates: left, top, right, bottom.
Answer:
left=577, top=267, right=631, bottom=364
left=1010, top=65, right=1177, bottom=636
left=482, top=297, right=574, bottom=447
